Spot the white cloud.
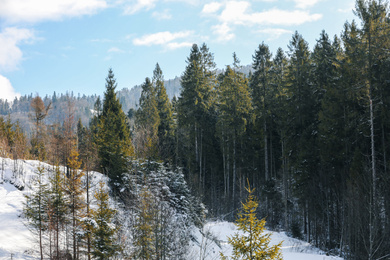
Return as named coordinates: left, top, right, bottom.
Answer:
left=218, top=2, right=322, bottom=26
left=0, top=27, right=35, bottom=72
left=203, top=1, right=322, bottom=42
left=0, top=0, right=107, bottom=24
left=166, top=42, right=193, bottom=49
left=212, top=23, right=235, bottom=42
left=152, top=9, right=172, bottom=20
left=123, top=0, right=158, bottom=14
left=293, top=0, right=321, bottom=9
left=133, top=31, right=194, bottom=49
left=202, top=2, right=223, bottom=14
left=0, top=75, right=21, bottom=101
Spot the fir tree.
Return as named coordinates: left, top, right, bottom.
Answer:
left=47, top=166, right=68, bottom=259
left=250, top=43, right=273, bottom=182
left=23, top=166, right=49, bottom=259
left=221, top=181, right=283, bottom=260
left=153, top=63, right=175, bottom=162
left=91, top=181, right=120, bottom=260
left=135, top=77, right=160, bottom=159
left=177, top=43, right=218, bottom=196
left=132, top=187, right=156, bottom=260
left=96, top=68, right=134, bottom=194
left=217, top=54, right=253, bottom=211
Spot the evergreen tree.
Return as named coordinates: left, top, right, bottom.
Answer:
left=286, top=32, right=319, bottom=241
left=96, top=68, right=134, bottom=193
left=314, top=31, right=345, bottom=247
left=153, top=63, right=175, bottom=162
left=250, top=43, right=273, bottom=182
left=135, top=77, right=160, bottom=159
left=177, top=43, right=219, bottom=199
left=217, top=53, right=253, bottom=211
left=91, top=181, right=120, bottom=260
left=269, top=47, right=289, bottom=231
left=132, top=187, right=156, bottom=260
left=220, top=181, right=282, bottom=260
left=47, top=166, right=68, bottom=259
left=249, top=44, right=285, bottom=229
left=23, top=166, right=49, bottom=259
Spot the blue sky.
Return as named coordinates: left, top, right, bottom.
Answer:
left=0, top=0, right=356, bottom=101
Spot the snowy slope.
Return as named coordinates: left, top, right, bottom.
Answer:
left=0, top=158, right=39, bottom=260
left=190, top=222, right=343, bottom=260
left=0, top=157, right=107, bottom=260
left=0, top=157, right=343, bottom=260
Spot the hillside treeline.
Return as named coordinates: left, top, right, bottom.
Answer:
left=1, top=0, right=390, bottom=259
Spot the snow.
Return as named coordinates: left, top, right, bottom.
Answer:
left=190, top=222, right=344, bottom=260
left=0, top=157, right=344, bottom=260
left=0, top=157, right=106, bottom=260
left=0, top=176, right=35, bottom=259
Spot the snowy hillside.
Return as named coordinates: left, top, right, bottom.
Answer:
left=0, top=157, right=107, bottom=260
left=0, top=157, right=343, bottom=260
left=189, top=222, right=343, bottom=260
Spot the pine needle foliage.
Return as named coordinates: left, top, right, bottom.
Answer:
left=221, top=181, right=283, bottom=260
left=91, top=181, right=120, bottom=260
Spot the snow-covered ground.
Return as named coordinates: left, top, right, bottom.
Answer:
left=190, top=222, right=343, bottom=260
left=0, top=157, right=106, bottom=260
left=0, top=157, right=343, bottom=260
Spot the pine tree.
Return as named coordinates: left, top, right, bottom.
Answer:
left=132, top=187, right=156, bottom=260
left=91, top=181, right=120, bottom=260
left=177, top=43, right=218, bottom=197
left=23, top=166, right=49, bottom=259
left=217, top=53, right=253, bottom=211
left=250, top=43, right=273, bottom=182
left=220, top=181, right=282, bottom=260
left=153, top=63, right=175, bottom=162
left=286, top=32, right=319, bottom=241
left=135, top=77, right=160, bottom=159
left=47, top=166, right=68, bottom=259
left=96, top=68, right=134, bottom=194
left=270, top=47, right=289, bottom=231
left=314, top=31, right=345, bottom=247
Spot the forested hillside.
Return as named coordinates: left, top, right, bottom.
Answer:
left=0, top=76, right=183, bottom=135
left=1, top=1, right=390, bottom=259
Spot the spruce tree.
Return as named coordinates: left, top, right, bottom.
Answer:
left=91, top=181, right=120, bottom=260
left=217, top=54, right=253, bottom=211
left=133, top=187, right=156, bottom=260
left=177, top=43, right=218, bottom=197
left=220, top=181, right=282, bottom=260
left=314, top=31, right=345, bottom=247
left=47, top=166, right=68, bottom=259
left=250, top=43, right=273, bottom=182
left=153, top=63, right=175, bottom=162
left=135, top=77, right=160, bottom=159
left=96, top=68, right=134, bottom=193
left=23, top=166, right=49, bottom=259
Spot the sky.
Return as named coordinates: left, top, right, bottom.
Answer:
left=0, top=0, right=357, bottom=101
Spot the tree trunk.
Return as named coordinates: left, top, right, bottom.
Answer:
left=264, top=118, right=269, bottom=181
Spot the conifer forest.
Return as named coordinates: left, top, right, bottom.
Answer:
left=1, top=0, right=390, bottom=259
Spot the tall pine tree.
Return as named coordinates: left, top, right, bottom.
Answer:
left=95, top=68, right=134, bottom=194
